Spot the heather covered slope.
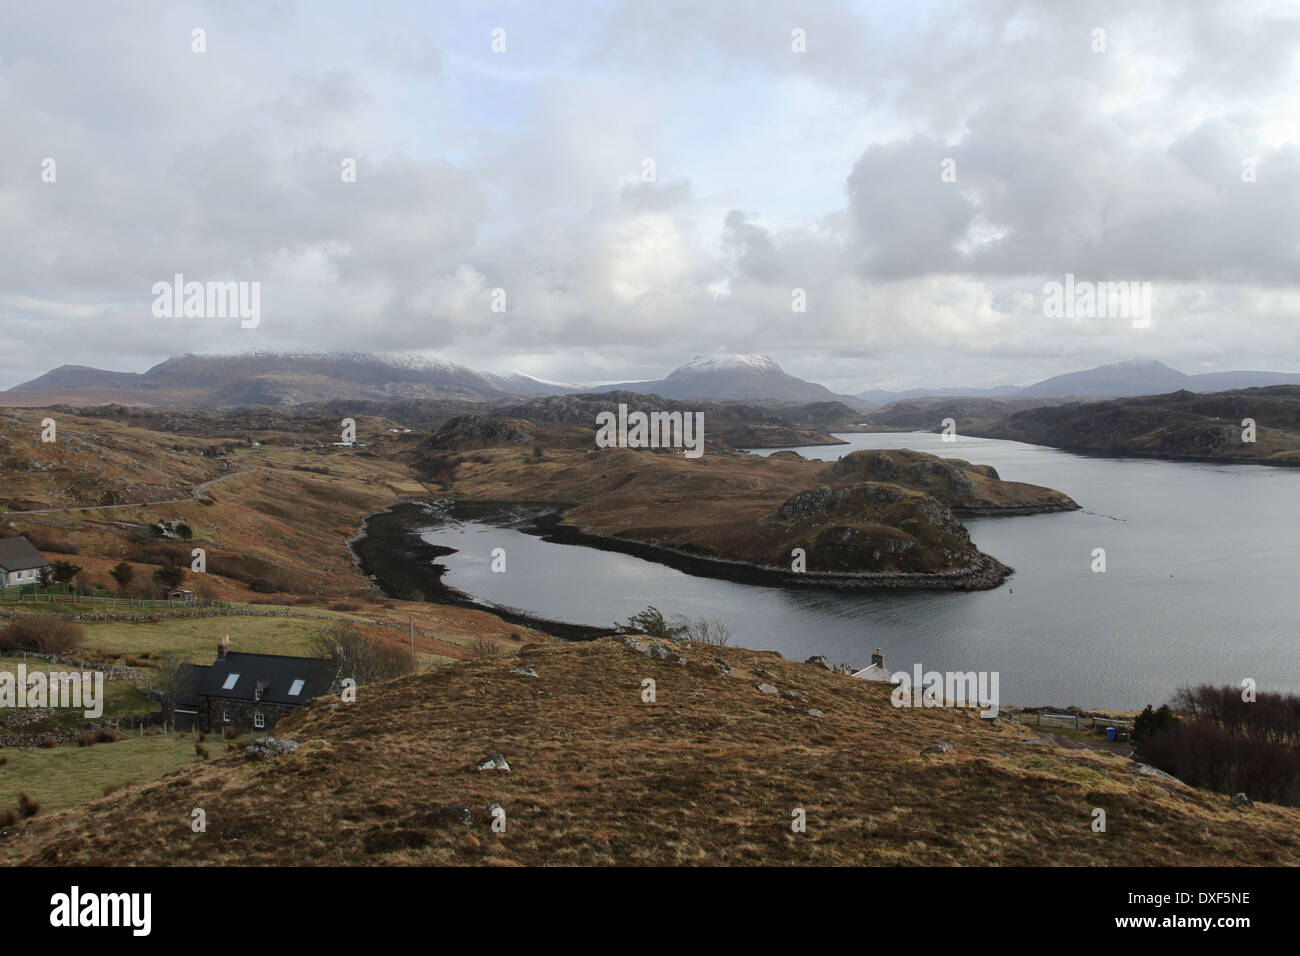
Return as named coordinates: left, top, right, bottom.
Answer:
left=6, top=638, right=1298, bottom=866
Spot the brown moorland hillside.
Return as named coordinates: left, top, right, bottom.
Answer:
left=0, top=407, right=540, bottom=656
left=5, top=637, right=1297, bottom=866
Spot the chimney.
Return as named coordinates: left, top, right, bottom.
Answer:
left=218, top=635, right=231, bottom=660
left=871, top=648, right=884, bottom=668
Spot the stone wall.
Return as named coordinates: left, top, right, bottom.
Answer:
left=201, top=696, right=300, bottom=735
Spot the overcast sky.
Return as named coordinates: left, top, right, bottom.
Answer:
left=1, top=0, right=1297, bottom=393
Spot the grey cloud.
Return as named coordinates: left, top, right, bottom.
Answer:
left=723, top=210, right=784, bottom=280
left=846, top=137, right=979, bottom=278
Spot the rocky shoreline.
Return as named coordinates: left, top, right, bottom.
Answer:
left=952, top=500, right=1081, bottom=517
left=351, top=498, right=1019, bottom=643
left=349, top=501, right=612, bottom=640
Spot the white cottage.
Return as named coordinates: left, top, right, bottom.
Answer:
left=0, top=536, right=50, bottom=587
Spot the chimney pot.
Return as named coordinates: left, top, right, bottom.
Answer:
left=871, top=648, right=884, bottom=668
left=218, top=635, right=231, bottom=660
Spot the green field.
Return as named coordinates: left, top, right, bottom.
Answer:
left=0, top=655, right=156, bottom=731
left=0, top=734, right=207, bottom=814
left=79, top=614, right=326, bottom=663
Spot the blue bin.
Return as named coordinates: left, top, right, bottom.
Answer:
left=1106, top=727, right=1117, bottom=741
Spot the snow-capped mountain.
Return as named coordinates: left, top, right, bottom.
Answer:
left=670, top=354, right=784, bottom=375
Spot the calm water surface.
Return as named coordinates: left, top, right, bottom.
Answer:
left=422, top=433, right=1299, bottom=708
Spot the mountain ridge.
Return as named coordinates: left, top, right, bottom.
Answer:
left=3, top=351, right=871, bottom=409
left=859, top=359, right=1300, bottom=403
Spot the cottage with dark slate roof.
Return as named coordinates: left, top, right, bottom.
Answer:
left=174, top=636, right=337, bottom=733
left=0, top=536, right=50, bottom=588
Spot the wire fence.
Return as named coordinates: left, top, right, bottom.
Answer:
left=1005, top=709, right=1133, bottom=732
left=0, top=587, right=214, bottom=609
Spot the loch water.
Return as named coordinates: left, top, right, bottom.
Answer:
left=411, top=433, right=1299, bottom=709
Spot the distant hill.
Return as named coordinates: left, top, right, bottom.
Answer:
left=5, top=352, right=588, bottom=408
left=859, top=360, right=1300, bottom=403
left=591, top=355, right=871, bottom=407
left=492, top=391, right=856, bottom=448
left=971, top=386, right=1300, bottom=465
left=4, top=351, right=871, bottom=410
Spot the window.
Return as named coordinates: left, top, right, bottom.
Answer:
left=254, top=687, right=263, bottom=701
left=222, top=673, right=240, bottom=690
left=288, top=679, right=305, bottom=697
left=253, top=712, right=265, bottom=729
left=222, top=709, right=231, bottom=723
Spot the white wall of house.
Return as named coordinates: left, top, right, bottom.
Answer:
left=1, top=567, right=45, bottom=586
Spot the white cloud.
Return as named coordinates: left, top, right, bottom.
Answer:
left=0, top=0, right=1297, bottom=392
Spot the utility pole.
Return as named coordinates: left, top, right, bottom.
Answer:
left=409, top=616, right=415, bottom=667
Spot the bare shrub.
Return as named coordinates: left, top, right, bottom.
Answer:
left=677, top=616, right=732, bottom=647
left=621, top=607, right=732, bottom=646
left=0, top=809, right=17, bottom=828
left=18, top=793, right=39, bottom=817
left=309, top=623, right=413, bottom=685
left=0, top=616, right=85, bottom=655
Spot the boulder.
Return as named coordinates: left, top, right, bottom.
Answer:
left=244, top=737, right=299, bottom=761
left=476, top=753, right=511, bottom=772
left=921, top=741, right=952, bottom=755
left=509, top=666, right=539, bottom=678
left=805, top=654, right=833, bottom=671
left=757, top=683, right=778, bottom=695
left=1128, top=761, right=1187, bottom=787
left=646, top=642, right=685, bottom=664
